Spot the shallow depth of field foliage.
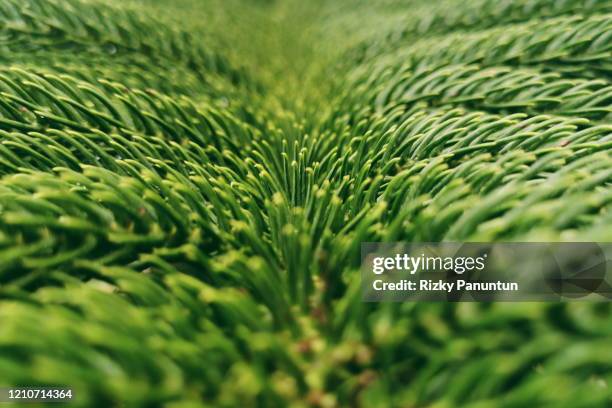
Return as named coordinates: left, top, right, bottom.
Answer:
left=0, top=0, right=611, bottom=406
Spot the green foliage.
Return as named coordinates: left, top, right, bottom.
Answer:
left=0, top=0, right=610, bottom=407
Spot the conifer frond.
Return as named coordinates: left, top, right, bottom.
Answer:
left=0, top=0, right=610, bottom=406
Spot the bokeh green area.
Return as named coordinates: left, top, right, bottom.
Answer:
left=0, top=0, right=610, bottom=406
